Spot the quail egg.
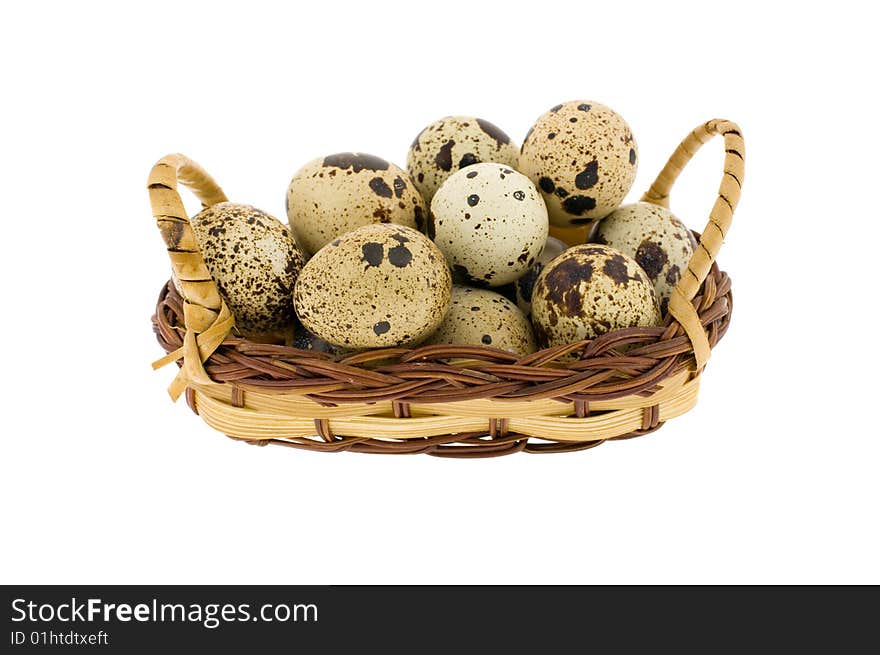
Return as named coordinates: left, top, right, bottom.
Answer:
left=592, top=202, right=698, bottom=313
left=286, top=152, right=427, bottom=256
left=293, top=224, right=451, bottom=348
left=514, top=236, right=568, bottom=315
left=423, top=286, right=536, bottom=356
left=519, top=101, right=638, bottom=229
left=407, top=116, right=519, bottom=204
left=187, top=202, right=304, bottom=332
left=531, top=244, right=661, bottom=348
left=495, top=282, right=519, bottom=304
left=292, top=319, right=338, bottom=354
left=430, top=162, right=548, bottom=287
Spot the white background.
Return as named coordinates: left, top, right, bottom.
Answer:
left=1, top=1, right=877, bottom=584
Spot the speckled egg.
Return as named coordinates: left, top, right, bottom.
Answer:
left=495, top=282, right=519, bottom=304
left=592, top=202, right=698, bottom=314
left=519, top=101, right=638, bottom=229
left=292, top=319, right=338, bottom=354
left=531, top=244, right=661, bottom=347
left=430, top=162, right=548, bottom=287
left=407, top=116, right=519, bottom=204
left=286, top=153, right=427, bottom=256
left=424, top=286, right=536, bottom=355
left=293, top=224, right=451, bottom=348
left=514, top=236, right=568, bottom=315
left=187, top=202, right=304, bottom=332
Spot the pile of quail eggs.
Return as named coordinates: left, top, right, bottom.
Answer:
left=184, top=100, right=698, bottom=358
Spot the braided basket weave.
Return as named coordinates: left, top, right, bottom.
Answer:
left=149, top=119, right=743, bottom=457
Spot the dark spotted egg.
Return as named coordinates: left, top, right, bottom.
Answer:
left=293, top=224, right=451, bottom=349
left=519, top=101, right=638, bottom=229
left=407, top=116, right=519, bottom=204
left=292, top=319, right=338, bottom=354
left=531, top=244, right=661, bottom=348
left=430, top=163, right=548, bottom=287
left=286, top=153, right=427, bottom=256
left=423, top=286, right=536, bottom=356
left=515, top=236, right=568, bottom=316
left=187, top=202, right=304, bottom=333
left=592, top=202, right=698, bottom=314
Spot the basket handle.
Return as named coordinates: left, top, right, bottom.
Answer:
left=148, top=154, right=235, bottom=400
left=641, top=119, right=744, bottom=371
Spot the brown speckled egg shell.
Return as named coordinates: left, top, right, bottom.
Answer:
left=292, top=319, right=338, bottom=354
left=519, top=101, right=637, bottom=229
left=287, top=152, right=427, bottom=256
left=188, top=202, right=304, bottom=333
left=423, top=286, right=536, bottom=355
left=531, top=244, right=661, bottom=348
left=592, top=202, right=698, bottom=314
left=407, top=116, right=519, bottom=204
left=293, top=224, right=451, bottom=349
left=515, top=236, right=568, bottom=315
left=430, top=163, right=548, bottom=287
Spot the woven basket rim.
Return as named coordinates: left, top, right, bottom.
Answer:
left=153, top=262, right=732, bottom=405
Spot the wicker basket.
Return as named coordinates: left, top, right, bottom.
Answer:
left=149, top=118, right=743, bottom=457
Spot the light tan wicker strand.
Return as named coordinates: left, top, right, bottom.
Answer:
left=641, top=119, right=744, bottom=370
left=148, top=154, right=235, bottom=400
